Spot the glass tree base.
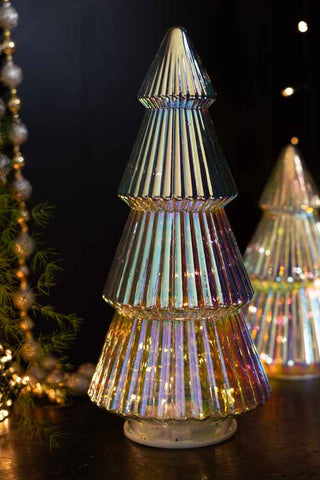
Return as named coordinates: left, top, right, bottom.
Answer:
left=123, top=418, right=237, bottom=449
left=264, top=363, right=320, bottom=380
left=273, top=373, right=320, bottom=381
left=268, top=371, right=320, bottom=381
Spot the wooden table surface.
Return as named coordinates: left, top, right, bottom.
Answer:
left=1, top=378, right=320, bottom=480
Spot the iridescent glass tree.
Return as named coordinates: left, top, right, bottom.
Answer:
left=245, top=145, right=320, bottom=379
left=89, top=26, right=270, bottom=448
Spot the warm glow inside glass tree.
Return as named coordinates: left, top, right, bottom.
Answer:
left=88, top=26, right=270, bottom=448
left=244, top=145, right=320, bottom=379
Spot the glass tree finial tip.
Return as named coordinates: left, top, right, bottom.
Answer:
left=259, top=144, right=320, bottom=211
left=166, top=25, right=187, bottom=34
left=138, top=26, right=216, bottom=108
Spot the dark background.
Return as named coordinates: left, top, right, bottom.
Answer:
left=12, top=0, right=319, bottom=366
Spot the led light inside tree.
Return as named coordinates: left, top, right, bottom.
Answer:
left=0, top=343, right=25, bottom=425
left=89, top=26, right=270, bottom=448
left=244, top=145, right=320, bottom=379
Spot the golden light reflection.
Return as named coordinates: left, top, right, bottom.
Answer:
left=0, top=423, right=19, bottom=480
left=0, top=418, right=9, bottom=436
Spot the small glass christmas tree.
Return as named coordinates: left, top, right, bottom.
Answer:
left=89, top=26, right=270, bottom=448
left=244, top=144, right=320, bottom=379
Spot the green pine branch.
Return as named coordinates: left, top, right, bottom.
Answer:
left=12, top=392, right=65, bottom=450
left=0, top=166, right=82, bottom=448
left=31, top=203, right=54, bottom=228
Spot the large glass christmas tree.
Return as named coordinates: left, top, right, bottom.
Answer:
left=89, top=26, right=270, bottom=448
left=245, top=145, right=320, bottom=379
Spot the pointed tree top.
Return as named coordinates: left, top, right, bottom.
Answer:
left=138, top=26, right=216, bottom=109
left=259, top=145, right=320, bottom=211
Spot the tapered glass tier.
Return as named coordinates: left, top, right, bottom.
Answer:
left=118, top=109, right=237, bottom=210
left=138, top=26, right=216, bottom=109
left=104, top=209, right=253, bottom=320
left=245, top=285, right=320, bottom=378
left=244, top=211, right=320, bottom=283
left=88, top=312, right=270, bottom=420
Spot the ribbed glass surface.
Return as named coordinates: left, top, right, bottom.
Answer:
left=88, top=312, right=270, bottom=420
left=246, top=286, right=320, bottom=377
left=104, top=209, right=253, bottom=319
left=245, top=211, right=320, bottom=283
left=118, top=109, right=237, bottom=209
left=245, top=145, right=320, bottom=378
left=138, top=27, right=216, bottom=109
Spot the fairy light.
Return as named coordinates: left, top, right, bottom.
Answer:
left=0, top=343, right=24, bottom=421
left=248, top=305, right=257, bottom=314
left=282, top=18, right=310, bottom=147
left=298, top=21, right=308, bottom=33
left=281, top=87, right=295, bottom=97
